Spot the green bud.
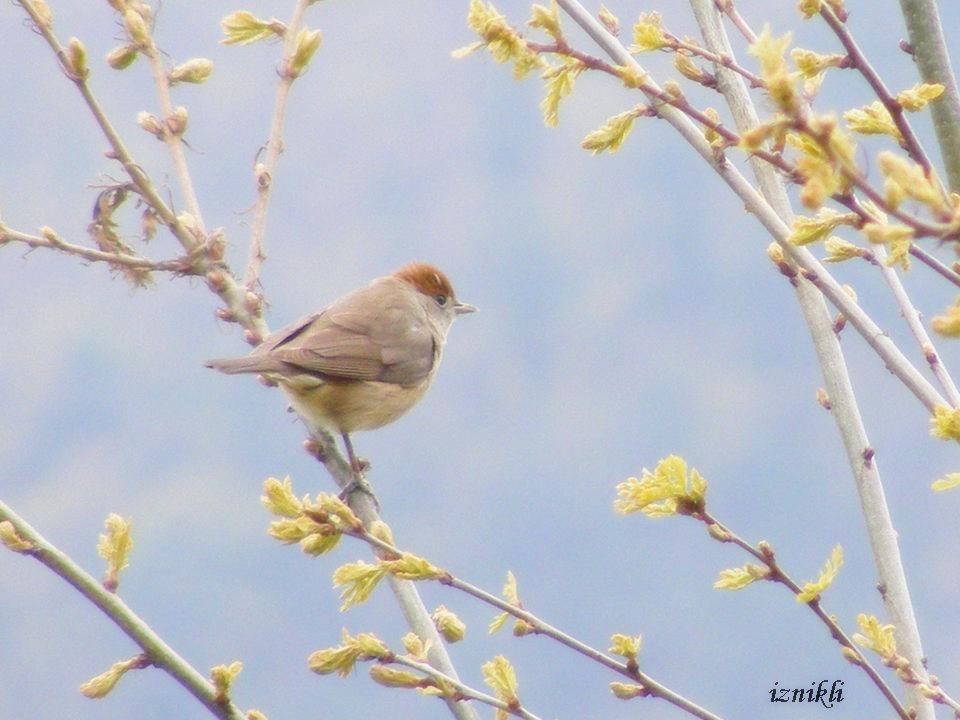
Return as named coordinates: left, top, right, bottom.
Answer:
left=66, top=37, right=89, bottom=79
left=27, top=0, right=54, bottom=28
left=289, top=27, right=321, bottom=78
left=106, top=44, right=139, bottom=70
left=169, top=58, right=213, bottom=85
left=123, top=7, right=150, bottom=48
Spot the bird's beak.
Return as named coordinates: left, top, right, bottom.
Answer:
left=454, top=301, right=478, bottom=315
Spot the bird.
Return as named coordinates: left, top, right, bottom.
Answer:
left=206, top=262, right=476, bottom=477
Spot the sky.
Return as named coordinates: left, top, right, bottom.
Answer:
left=2, top=1, right=960, bottom=719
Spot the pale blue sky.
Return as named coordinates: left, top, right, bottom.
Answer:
left=2, top=1, right=959, bottom=719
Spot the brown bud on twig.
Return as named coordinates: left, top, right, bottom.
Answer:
left=255, top=163, right=271, bottom=189
left=816, top=387, right=832, bottom=410
left=205, top=270, right=227, bottom=292
left=244, top=291, right=263, bottom=315
left=206, top=229, right=225, bottom=262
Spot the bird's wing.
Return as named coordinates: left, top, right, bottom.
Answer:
left=251, top=279, right=437, bottom=384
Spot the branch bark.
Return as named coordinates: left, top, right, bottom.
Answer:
left=897, top=0, right=960, bottom=190
left=0, top=501, right=247, bottom=720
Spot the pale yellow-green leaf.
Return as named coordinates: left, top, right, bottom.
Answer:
left=261, top=476, right=303, bottom=518
left=844, top=101, right=902, bottom=142
left=482, top=655, right=519, bottom=702
left=609, top=633, right=642, bottom=659
left=851, top=613, right=897, bottom=658
left=931, top=472, right=960, bottom=491
left=932, top=298, right=960, bottom=338
left=333, top=560, right=389, bottom=609
left=714, top=564, right=769, bottom=590
left=930, top=405, right=960, bottom=440
left=896, top=82, right=944, bottom=112
left=582, top=109, right=638, bottom=155
left=796, top=545, right=843, bottom=603
left=631, top=12, right=667, bottom=52
left=221, top=11, right=283, bottom=45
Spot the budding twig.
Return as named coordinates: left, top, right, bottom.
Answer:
left=0, top=500, right=247, bottom=720
left=243, top=0, right=315, bottom=292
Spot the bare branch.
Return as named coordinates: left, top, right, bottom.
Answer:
left=242, top=0, right=315, bottom=292
left=1, top=224, right=188, bottom=275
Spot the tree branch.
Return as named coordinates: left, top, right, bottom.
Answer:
left=552, top=0, right=946, bottom=414
left=896, top=0, right=960, bottom=190
left=242, top=0, right=313, bottom=292
left=0, top=500, right=247, bottom=720
left=693, top=3, right=934, bottom=717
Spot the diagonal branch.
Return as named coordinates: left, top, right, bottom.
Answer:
left=896, top=0, right=960, bottom=190
left=0, top=224, right=188, bottom=273
left=14, top=0, right=268, bottom=340
left=242, top=0, right=313, bottom=292
left=0, top=500, right=247, bottom=720
left=694, top=2, right=936, bottom=718
left=818, top=7, right=936, bottom=177
left=553, top=0, right=946, bottom=413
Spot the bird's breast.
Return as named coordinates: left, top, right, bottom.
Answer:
left=281, top=376, right=433, bottom=433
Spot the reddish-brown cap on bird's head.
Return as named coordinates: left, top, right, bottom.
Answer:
left=394, top=262, right=477, bottom=315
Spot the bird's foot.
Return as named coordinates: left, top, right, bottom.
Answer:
left=339, top=472, right=379, bottom=510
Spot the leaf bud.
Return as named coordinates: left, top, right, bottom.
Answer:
left=170, top=58, right=213, bottom=85
left=106, top=44, right=139, bottom=70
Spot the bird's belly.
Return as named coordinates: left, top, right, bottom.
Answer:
left=281, top=376, right=431, bottom=433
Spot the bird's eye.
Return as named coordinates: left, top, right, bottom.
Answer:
left=434, top=294, right=448, bottom=307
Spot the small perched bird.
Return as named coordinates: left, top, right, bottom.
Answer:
left=207, top=262, right=475, bottom=475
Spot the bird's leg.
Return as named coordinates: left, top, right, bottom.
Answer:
left=339, top=432, right=377, bottom=504
left=341, top=432, right=371, bottom=474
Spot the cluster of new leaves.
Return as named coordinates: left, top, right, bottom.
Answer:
left=258, top=460, right=956, bottom=720
left=456, top=0, right=960, bottom=325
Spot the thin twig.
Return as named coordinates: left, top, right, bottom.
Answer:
left=16, top=2, right=195, bottom=252
left=243, top=0, right=313, bottom=291
left=300, top=422, right=480, bottom=720
left=895, top=0, right=960, bottom=190
left=388, top=656, right=545, bottom=720
left=873, top=245, right=960, bottom=404
left=0, top=500, right=247, bottom=720
left=702, top=513, right=910, bottom=720
left=818, top=7, right=938, bottom=182
left=550, top=0, right=946, bottom=414
left=669, top=34, right=763, bottom=87
left=909, top=243, right=960, bottom=285
left=689, top=5, right=935, bottom=719
left=348, top=523, right=723, bottom=720
left=538, top=16, right=956, bottom=244
left=443, top=575, right=723, bottom=720
left=715, top=0, right=757, bottom=44
left=1, top=225, right=187, bottom=272
left=139, top=21, right=207, bottom=231
left=14, top=0, right=268, bottom=340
